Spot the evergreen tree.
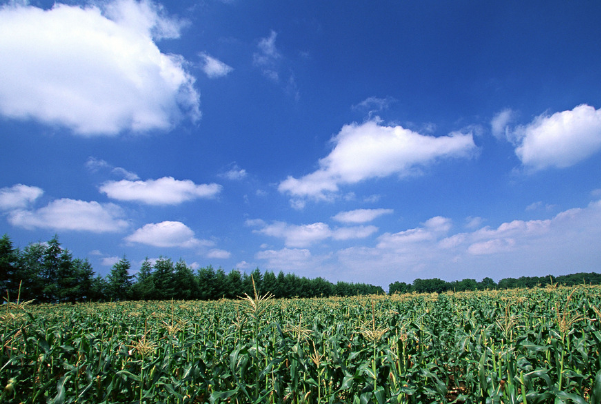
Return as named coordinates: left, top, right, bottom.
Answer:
left=197, top=265, right=216, bottom=300
left=173, top=259, right=197, bottom=300
left=41, top=236, right=62, bottom=302
left=226, top=269, right=243, bottom=299
left=275, top=271, right=286, bottom=298
left=214, top=268, right=228, bottom=299
left=73, top=258, right=95, bottom=301
left=262, top=271, right=277, bottom=296
left=56, top=248, right=79, bottom=302
left=16, top=242, right=46, bottom=301
left=107, top=256, right=133, bottom=301
left=89, top=275, right=108, bottom=301
left=0, top=234, right=18, bottom=298
left=132, top=258, right=155, bottom=300
left=152, top=257, right=175, bottom=300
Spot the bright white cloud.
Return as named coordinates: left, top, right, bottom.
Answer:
left=199, top=52, right=233, bottom=78
left=125, top=221, right=213, bottom=248
left=278, top=120, right=476, bottom=200
left=252, top=220, right=378, bottom=247
left=0, top=0, right=199, bottom=135
left=332, top=208, right=393, bottom=224
left=0, top=184, right=43, bottom=210
left=512, top=105, right=601, bottom=170
left=100, top=177, right=222, bottom=205
left=8, top=199, right=128, bottom=232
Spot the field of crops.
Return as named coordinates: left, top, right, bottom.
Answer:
left=2, top=284, right=601, bottom=403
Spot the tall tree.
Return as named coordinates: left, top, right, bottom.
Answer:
left=173, top=259, right=197, bottom=300
left=152, top=257, right=175, bottom=300
left=197, top=265, right=216, bottom=300
left=41, top=236, right=62, bottom=302
left=226, top=269, right=243, bottom=299
left=0, top=234, right=17, bottom=299
left=132, top=258, right=155, bottom=300
left=56, top=247, right=79, bottom=302
left=73, top=258, right=95, bottom=301
left=107, top=256, right=133, bottom=301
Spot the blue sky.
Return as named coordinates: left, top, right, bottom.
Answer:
left=1, top=0, right=601, bottom=288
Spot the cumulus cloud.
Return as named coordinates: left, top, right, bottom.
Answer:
left=0, top=184, right=43, bottom=210
left=278, top=120, right=476, bottom=201
left=512, top=105, right=601, bottom=170
left=251, top=220, right=378, bottom=247
left=100, top=177, right=222, bottom=205
left=332, top=208, right=393, bottom=224
left=199, top=52, right=233, bottom=78
left=125, top=221, right=213, bottom=248
left=8, top=199, right=128, bottom=232
left=0, top=0, right=200, bottom=135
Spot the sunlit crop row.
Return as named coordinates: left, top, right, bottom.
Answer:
left=2, top=284, right=601, bottom=403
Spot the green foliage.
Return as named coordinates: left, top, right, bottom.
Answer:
left=107, top=256, right=133, bottom=301
left=2, top=287, right=601, bottom=403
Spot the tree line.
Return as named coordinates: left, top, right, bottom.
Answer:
left=2, top=234, right=600, bottom=304
left=389, top=272, right=601, bottom=294
left=0, top=234, right=384, bottom=303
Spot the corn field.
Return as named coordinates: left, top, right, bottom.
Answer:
left=2, top=284, right=601, bottom=403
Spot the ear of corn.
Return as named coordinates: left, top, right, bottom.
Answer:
left=1, top=286, right=600, bottom=403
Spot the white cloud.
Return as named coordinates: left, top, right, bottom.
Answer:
left=85, top=157, right=140, bottom=180
left=221, top=165, right=247, bottom=180
left=278, top=120, right=476, bottom=201
left=253, top=220, right=377, bottom=247
left=332, top=208, right=393, bottom=224
left=253, top=30, right=280, bottom=81
left=125, top=221, right=213, bottom=248
left=465, top=216, right=483, bottom=229
left=255, top=248, right=318, bottom=272
left=512, top=105, right=601, bottom=170
left=206, top=249, right=231, bottom=259
left=8, top=199, right=128, bottom=232
left=101, top=256, right=121, bottom=266
left=100, top=177, right=221, bottom=205
left=491, top=108, right=515, bottom=139
left=0, top=0, right=199, bottom=135
left=0, top=184, right=43, bottom=210
left=199, top=52, right=233, bottom=78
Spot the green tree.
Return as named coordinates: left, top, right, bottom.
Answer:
left=173, top=259, right=197, bottom=300
left=214, top=268, right=228, bottom=299
left=73, top=258, right=95, bottom=301
left=132, top=258, right=155, bottom=300
left=152, top=257, right=175, bottom=300
left=0, top=234, right=18, bottom=298
left=197, top=265, right=216, bottom=300
left=262, top=270, right=277, bottom=296
left=56, top=247, right=79, bottom=302
left=16, top=242, right=46, bottom=301
left=107, top=256, right=133, bottom=301
left=226, top=269, right=243, bottom=299
left=41, top=236, right=62, bottom=302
